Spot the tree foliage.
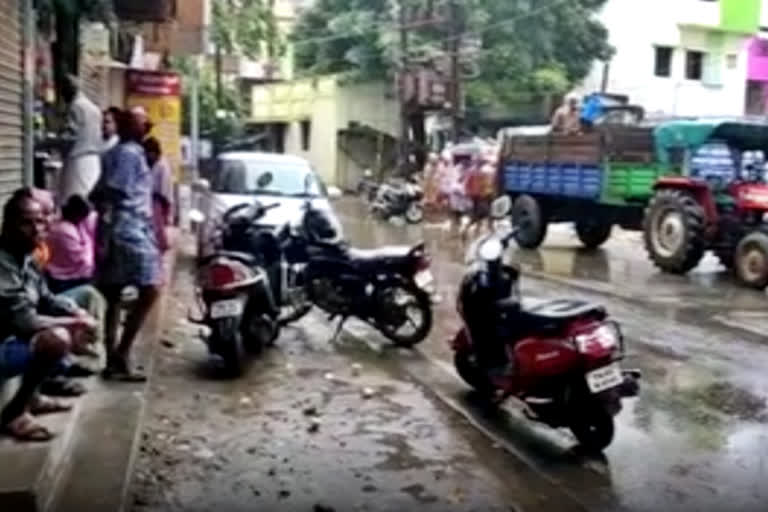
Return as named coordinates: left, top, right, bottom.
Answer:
left=172, top=58, right=244, bottom=140
left=212, top=0, right=284, bottom=59
left=293, top=0, right=613, bottom=110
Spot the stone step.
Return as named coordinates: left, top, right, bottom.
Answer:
left=0, top=395, right=81, bottom=512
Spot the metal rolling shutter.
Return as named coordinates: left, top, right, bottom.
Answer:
left=0, top=0, right=23, bottom=204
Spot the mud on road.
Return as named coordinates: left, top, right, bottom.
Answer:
left=128, top=251, right=582, bottom=512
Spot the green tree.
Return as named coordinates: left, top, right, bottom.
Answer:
left=211, top=0, right=284, bottom=59
left=175, top=61, right=244, bottom=140
left=173, top=0, right=283, bottom=142
left=293, top=0, right=612, bottom=114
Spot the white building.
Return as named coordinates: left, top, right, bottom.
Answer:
left=577, top=0, right=765, bottom=117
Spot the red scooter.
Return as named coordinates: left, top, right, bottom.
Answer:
left=451, top=198, right=641, bottom=452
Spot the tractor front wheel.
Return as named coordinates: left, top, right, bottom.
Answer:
left=643, top=189, right=706, bottom=274
left=734, top=232, right=768, bottom=289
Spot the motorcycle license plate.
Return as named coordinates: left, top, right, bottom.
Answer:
left=414, top=270, right=435, bottom=290
left=586, top=364, right=623, bottom=394
left=210, top=299, right=244, bottom=319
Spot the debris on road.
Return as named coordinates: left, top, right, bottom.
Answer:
left=362, top=387, right=375, bottom=399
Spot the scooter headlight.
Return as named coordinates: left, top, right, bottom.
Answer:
left=478, top=238, right=504, bottom=261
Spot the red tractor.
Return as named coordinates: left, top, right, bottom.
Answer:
left=643, top=121, right=768, bottom=289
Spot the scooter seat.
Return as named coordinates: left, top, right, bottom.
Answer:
left=348, top=246, right=413, bottom=261
left=198, top=251, right=256, bottom=266
left=521, top=299, right=605, bottom=326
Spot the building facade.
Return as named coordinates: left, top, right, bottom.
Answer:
left=577, top=0, right=764, bottom=117
left=249, top=76, right=400, bottom=188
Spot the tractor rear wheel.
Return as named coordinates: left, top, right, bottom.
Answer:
left=575, top=220, right=613, bottom=249
left=734, top=232, right=768, bottom=289
left=643, top=189, right=706, bottom=274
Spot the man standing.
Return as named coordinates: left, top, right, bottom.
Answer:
left=60, top=76, right=103, bottom=203
left=0, top=189, right=98, bottom=441
left=551, top=94, right=582, bottom=135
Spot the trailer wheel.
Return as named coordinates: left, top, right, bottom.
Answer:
left=512, top=195, right=548, bottom=249
left=575, top=220, right=613, bottom=249
left=643, top=189, right=706, bottom=274
left=734, top=232, right=768, bottom=289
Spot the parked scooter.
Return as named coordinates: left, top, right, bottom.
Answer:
left=451, top=197, right=641, bottom=452
left=284, top=199, right=435, bottom=346
left=190, top=202, right=282, bottom=376
left=370, top=177, right=424, bottom=224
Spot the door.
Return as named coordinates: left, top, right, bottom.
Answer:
left=0, top=0, right=23, bottom=205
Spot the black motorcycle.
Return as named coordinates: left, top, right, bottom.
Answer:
left=370, top=178, right=424, bottom=224
left=283, top=200, right=435, bottom=346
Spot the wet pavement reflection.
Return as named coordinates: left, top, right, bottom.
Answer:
left=335, top=197, right=768, bottom=512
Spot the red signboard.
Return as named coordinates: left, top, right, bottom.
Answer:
left=126, top=70, right=182, bottom=97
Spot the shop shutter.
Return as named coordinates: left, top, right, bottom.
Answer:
left=0, top=0, right=23, bottom=205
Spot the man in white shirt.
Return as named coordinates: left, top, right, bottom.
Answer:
left=59, top=76, right=103, bottom=203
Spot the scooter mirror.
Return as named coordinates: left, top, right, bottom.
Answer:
left=189, top=209, right=206, bottom=224
left=192, top=179, right=210, bottom=193
left=490, top=196, right=512, bottom=219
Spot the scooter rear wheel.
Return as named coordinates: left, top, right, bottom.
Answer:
left=454, top=347, right=494, bottom=396
left=212, top=317, right=246, bottom=377
left=568, top=398, right=615, bottom=452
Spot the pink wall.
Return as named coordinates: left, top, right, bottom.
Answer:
left=747, top=37, right=768, bottom=81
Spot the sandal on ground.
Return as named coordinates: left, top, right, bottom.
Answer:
left=29, top=395, right=73, bottom=416
left=102, top=358, right=147, bottom=383
left=2, top=414, right=55, bottom=442
left=39, top=377, right=86, bottom=397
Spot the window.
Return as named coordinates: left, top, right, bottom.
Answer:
left=726, top=54, right=738, bottom=69
left=300, top=120, right=311, bottom=151
left=686, top=50, right=705, bottom=80
left=654, top=46, right=673, bottom=77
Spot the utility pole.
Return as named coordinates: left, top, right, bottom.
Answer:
left=448, top=0, right=462, bottom=144
left=397, top=0, right=410, bottom=173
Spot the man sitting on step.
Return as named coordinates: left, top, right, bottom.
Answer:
left=0, top=188, right=98, bottom=442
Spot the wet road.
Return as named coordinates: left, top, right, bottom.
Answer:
left=129, top=249, right=580, bottom=512
left=334, top=198, right=768, bottom=512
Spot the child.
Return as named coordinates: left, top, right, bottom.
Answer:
left=46, top=195, right=97, bottom=294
